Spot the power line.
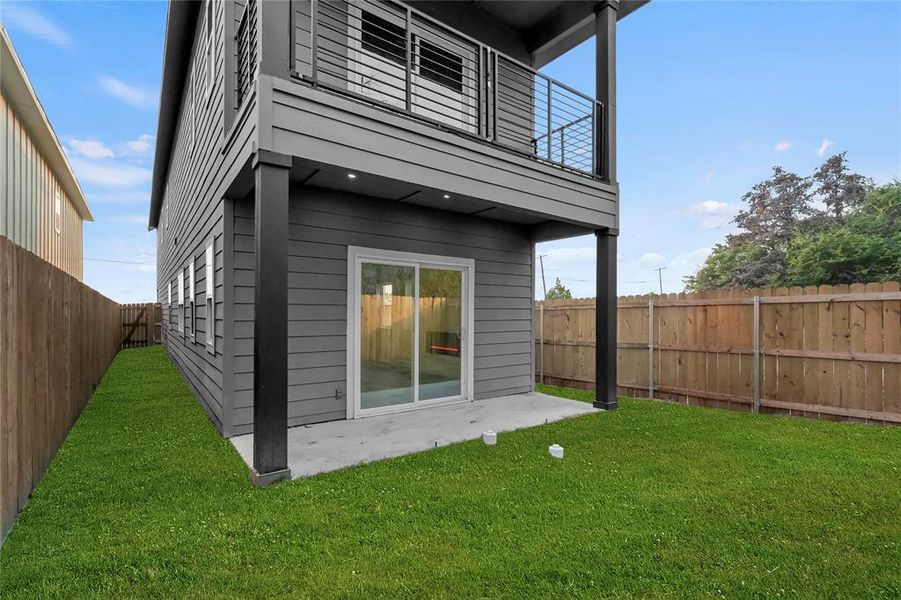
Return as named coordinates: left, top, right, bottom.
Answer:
left=85, top=257, right=154, bottom=266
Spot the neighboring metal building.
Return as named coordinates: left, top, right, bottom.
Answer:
left=1, top=27, right=93, bottom=281
left=148, top=0, right=647, bottom=482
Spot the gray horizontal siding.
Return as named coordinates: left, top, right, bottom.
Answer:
left=158, top=0, right=257, bottom=435
left=229, top=186, right=534, bottom=435
left=266, top=75, right=618, bottom=230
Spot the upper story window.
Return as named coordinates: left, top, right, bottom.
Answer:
left=361, top=11, right=405, bottom=66
left=416, top=37, right=463, bottom=93
left=206, top=0, right=214, bottom=97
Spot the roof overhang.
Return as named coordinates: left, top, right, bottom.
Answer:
left=1, top=27, right=93, bottom=221
left=409, top=1, right=649, bottom=67
left=526, top=0, right=649, bottom=67
left=147, top=1, right=200, bottom=230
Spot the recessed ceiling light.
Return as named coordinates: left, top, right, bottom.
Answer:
left=347, top=173, right=357, bottom=179
left=443, top=194, right=450, bottom=199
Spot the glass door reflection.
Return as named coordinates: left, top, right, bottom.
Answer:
left=360, top=262, right=415, bottom=410
left=418, top=268, right=462, bottom=401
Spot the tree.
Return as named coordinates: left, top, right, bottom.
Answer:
left=685, top=155, right=880, bottom=291
left=685, top=243, right=776, bottom=292
left=784, top=181, right=901, bottom=286
left=811, top=152, right=870, bottom=219
left=730, top=166, right=812, bottom=248
left=545, top=277, right=573, bottom=300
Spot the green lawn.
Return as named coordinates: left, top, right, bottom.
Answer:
left=2, top=347, right=900, bottom=598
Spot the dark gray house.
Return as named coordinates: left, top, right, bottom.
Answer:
left=149, top=0, right=646, bottom=482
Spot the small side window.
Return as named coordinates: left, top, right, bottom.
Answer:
left=54, top=192, right=61, bottom=234
left=167, top=281, right=173, bottom=331
left=206, top=0, right=214, bottom=98
left=177, top=270, right=185, bottom=334
left=205, top=242, right=215, bottom=354
left=189, top=257, right=197, bottom=343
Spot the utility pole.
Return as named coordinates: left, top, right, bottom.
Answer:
left=654, top=267, right=665, bottom=295
left=538, top=254, right=548, bottom=299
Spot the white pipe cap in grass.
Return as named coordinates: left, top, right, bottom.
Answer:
left=483, top=430, right=497, bottom=445
left=548, top=444, right=564, bottom=459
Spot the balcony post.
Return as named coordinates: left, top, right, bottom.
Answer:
left=595, top=1, right=617, bottom=182
left=594, top=229, right=618, bottom=410
left=251, top=150, right=292, bottom=485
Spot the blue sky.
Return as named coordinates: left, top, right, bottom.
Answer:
left=3, top=1, right=899, bottom=302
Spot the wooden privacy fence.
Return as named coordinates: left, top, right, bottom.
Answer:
left=0, top=236, right=122, bottom=540
left=536, top=282, right=901, bottom=424
left=121, top=302, right=162, bottom=349
left=360, top=295, right=462, bottom=362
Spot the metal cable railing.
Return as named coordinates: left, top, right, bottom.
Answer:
left=292, top=0, right=604, bottom=177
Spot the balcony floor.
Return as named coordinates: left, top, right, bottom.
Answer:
left=229, top=392, right=599, bottom=479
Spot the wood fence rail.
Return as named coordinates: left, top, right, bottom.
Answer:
left=536, top=282, right=901, bottom=424
left=0, top=237, right=121, bottom=541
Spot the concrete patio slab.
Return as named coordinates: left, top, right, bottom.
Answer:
left=230, top=392, right=599, bottom=479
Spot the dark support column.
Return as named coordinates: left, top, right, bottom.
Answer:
left=595, top=1, right=617, bottom=183
left=251, top=150, right=292, bottom=485
left=595, top=230, right=618, bottom=410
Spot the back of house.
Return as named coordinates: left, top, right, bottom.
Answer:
left=149, top=0, right=646, bottom=479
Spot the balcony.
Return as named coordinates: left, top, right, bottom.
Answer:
left=274, top=0, right=606, bottom=179
left=233, top=0, right=618, bottom=234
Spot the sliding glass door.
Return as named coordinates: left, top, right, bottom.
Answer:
left=352, top=249, right=472, bottom=417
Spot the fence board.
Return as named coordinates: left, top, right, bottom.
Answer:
left=537, top=281, right=901, bottom=425
left=0, top=237, right=121, bottom=542
left=883, top=282, right=901, bottom=416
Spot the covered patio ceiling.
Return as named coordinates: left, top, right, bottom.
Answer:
left=408, top=0, right=650, bottom=66
left=230, top=392, right=599, bottom=479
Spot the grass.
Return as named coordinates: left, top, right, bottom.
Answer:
left=2, top=347, right=900, bottom=598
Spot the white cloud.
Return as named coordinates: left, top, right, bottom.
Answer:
left=816, top=138, right=835, bottom=157
left=684, top=200, right=733, bottom=230
left=98, top=76, right=156, bottom=109
left=639, top=252, right=666, bottom=268
left=774, top=141, right=791, bottom=152
left=70, top=158, right=152, bottom=187
left=106, top=214, right=149, bottom=225
left=670, top=248, right=712, bottom=271
left=121, top=134, right=155, bottom=155
left=3, top=4, right=73, bottom=50
left=685, top=200, right=731, bottom=216
left=699, top=217, right=731, bottom=230
left=67, top=138, right=114, bottom=159
left=703, top=170, right=715, bottom=181
left=542, top=246, right=595, bottom=268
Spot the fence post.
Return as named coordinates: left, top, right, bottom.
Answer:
left=648, top=296, right=654, bottom=399
left=539, top=302, right=545, bottom=385
left=752, top=295, right=761, bottom=413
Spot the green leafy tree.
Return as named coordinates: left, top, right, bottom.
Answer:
left=784, top=181, right=901, bottom=286
left=545, top=277, right=573, bottom=300
left=685, top=243, right=775, bottom=292
left=685, top=155, right=886, bottom=291
left=811, top=152, right=870, bottom=219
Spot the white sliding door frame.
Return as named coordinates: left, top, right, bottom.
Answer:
left=346, top=246, right=475, bottom=419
